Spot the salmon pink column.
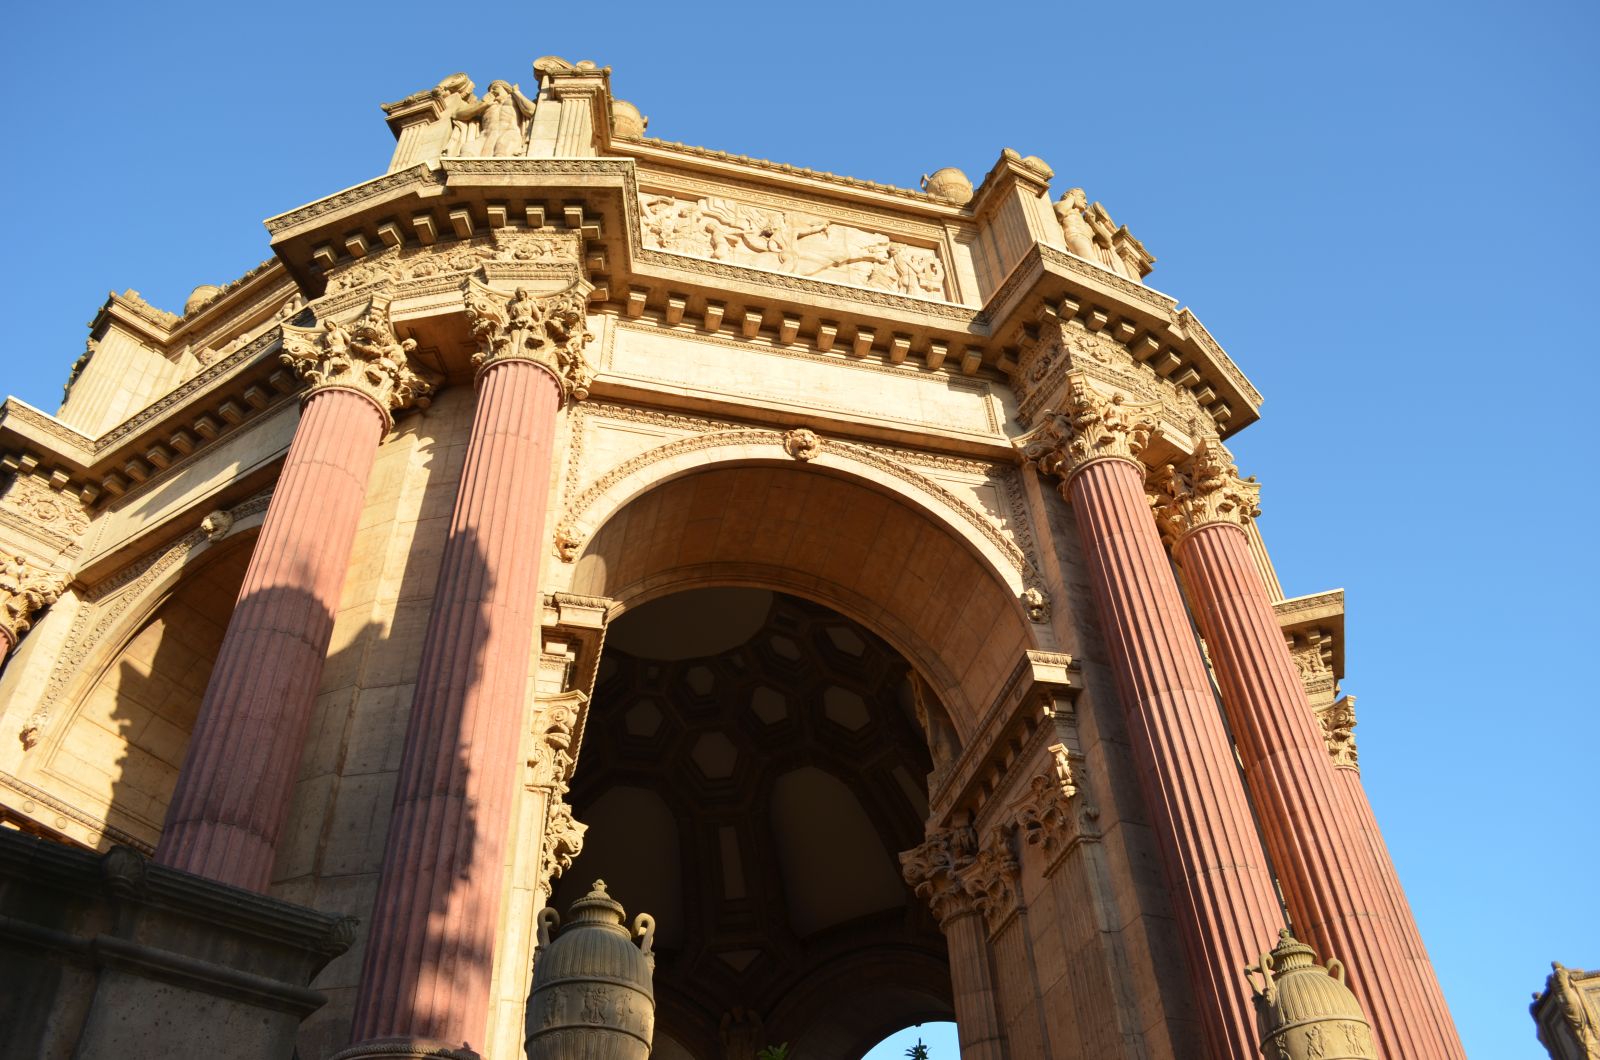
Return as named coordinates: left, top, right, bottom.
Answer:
left=157, top=301, right=434, bottom=892
left=1030, top=375, right=1283, bottom=1060
left=1152, top=439, right=1465, bottom=1060
left=343, top=282, right=590, bottom=1060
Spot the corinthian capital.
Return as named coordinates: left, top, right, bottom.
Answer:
left=0, top=555, right=68, bottom=650
left=899, top=826, right=981, bottom=927
left=1147, top=437, right=1261, bottom=547
left=463, top=279, right=593, bottom=403
left=280, top=298, right=437, bottom=426
left=1026, top=373, right=1158, bottom=485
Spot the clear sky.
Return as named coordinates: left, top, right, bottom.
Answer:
left=3, top=2, right=1595, bottom=1058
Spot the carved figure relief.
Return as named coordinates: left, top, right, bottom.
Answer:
left=3, top=473, right=89, bottom=539
left=463, top=279, right=594, bottom=402
left=1317, top=699, right=1359, bottom=771
left=449, top=79, right=536, bottom=157
left=1545, top=962, right=1600, bottom=1058
left=326, top=230, right=574, bottom=294
left=279, top=299, right=437, bottom=419
left=1054, top=188, right=1155, bottom=283
left=640, top=192, right=948, bottom=299
left=1025, top=374, right=1158, bottom=487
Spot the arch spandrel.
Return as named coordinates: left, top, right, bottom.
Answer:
left=562, top=451, right=1042, bottom=741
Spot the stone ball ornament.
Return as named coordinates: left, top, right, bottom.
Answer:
left=920, top=167, right=974, bottom=205
left=525, top=879, right=657, bottom=1060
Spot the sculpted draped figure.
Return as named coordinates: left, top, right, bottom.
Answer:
left=1053, top=187, right=1155, bottom=283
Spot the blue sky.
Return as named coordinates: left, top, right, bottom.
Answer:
left=3, top=2, right=1594, bottom=1057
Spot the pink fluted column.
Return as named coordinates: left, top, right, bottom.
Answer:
left=1172, top=516, right=1465, bottom=1059
left=344, top=357, right=562, bottom=1058
left=157, top=387, right=386, bottom=891
left=1065, top=457, right=1283, bottom=1060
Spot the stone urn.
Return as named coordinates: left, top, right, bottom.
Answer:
left=920, top=167, right=973, bottom=206
left=1245, top=930, right=1377, bottom=1059
left=525, top=880, right=656, bottom=1060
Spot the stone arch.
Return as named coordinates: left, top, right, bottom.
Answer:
left=18, top=506, right=266, bottom=851
left=565, top=445, right=1042, bottom=738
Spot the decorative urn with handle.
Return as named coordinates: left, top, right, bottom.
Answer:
left=525, top=879, right=656, bottom=1060
left=1245, top=929, right=1378, bottom=1060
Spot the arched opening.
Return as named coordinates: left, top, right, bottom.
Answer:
left=552, top=587, right=955, bottom=1058
left=18, top=537, right=254, bottom=851
left=861, top=1022, right=961, bottom=1059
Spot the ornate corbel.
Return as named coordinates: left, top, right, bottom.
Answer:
left=1146, top=435, right=1261, bottom=549
left=528, top=690, right=586, bottom=794
left=1024, top=373, right=1159, bottom=491
left=463, top=278, right=593, bottom=402
left=1317, top=696, right=1360, bottom=772
left=1012, top=742, right=1101, bottom=874
left=279, top=297, right=438, bottom=428
left=1, top=555, right=68, bottom=655
left=540, top=798, right=587, bottom=888
left=899, top=825, right=982, bottom=928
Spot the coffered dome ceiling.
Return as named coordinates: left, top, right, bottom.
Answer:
left=554, top=588, right=951, bottom=1057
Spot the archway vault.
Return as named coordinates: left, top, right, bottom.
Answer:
left=564, top=450, right=1043, bottom=740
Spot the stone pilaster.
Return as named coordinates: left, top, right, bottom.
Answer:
left=156, top=300, right=434, bottom=892
left=1030, top=374, right=1284, bottom=1060
left=900, top=827, right=1007, bottom=1060
left=343, top=285, right=588, bottom=1058
left=1153, top=438, right=1466, bottom=1060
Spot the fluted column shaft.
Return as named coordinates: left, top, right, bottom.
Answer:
left=946, top=909, right=1007, bottom=1060
left=157, top=388, right=386, bottom=891
left=1066, top=457, right=1283, bottom=1060
left=1175, top=522, right=1464, bottom=1059
left=347, top=359, right=561, bottom=1055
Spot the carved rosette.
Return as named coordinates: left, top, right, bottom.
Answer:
left=279, top=299, right=436, bottom=426
left=1147, top=437, right=1262, bottom=549
left=898, top=826, right=981, bottom=927
left=463, top=279, right=593, bottom=403
left=1317, top=698, right=1360, bottom=772
left=1013, top=743, right=1100, bottom=871
left=1025, top=373, right=1158, bottom=488
left=0, top=555, right=68, bottom=652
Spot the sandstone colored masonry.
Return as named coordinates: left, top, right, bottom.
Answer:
left=0, top=55, right=1464, bottom=1060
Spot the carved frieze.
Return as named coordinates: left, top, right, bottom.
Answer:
left=1, top=472, right=90, bottom=548
left=464, top=279, right=594, bottom=402
left=0, top=555, right=68, bottom=651
left=639, top=191, right=949, bottom=299
left=279, top=299, right=437, bottom=424
left=1147, top=437, right=1261, bottom=549
left=1026, top=373, right=1159, bottom=488
left=324, top=229, right=580, bottom=295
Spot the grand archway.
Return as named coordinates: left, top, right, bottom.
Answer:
left=553, top=587, right=953, bottom=1057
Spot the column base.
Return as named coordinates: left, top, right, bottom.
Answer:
left=332, top=1037, right=483, bottom=1060
left=0, top=829, right=353, bottom=1060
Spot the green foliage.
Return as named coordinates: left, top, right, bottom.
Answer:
left=756, top=1045, right=790, bottom=1060
left=905, top=1040, right=930, bottom=1060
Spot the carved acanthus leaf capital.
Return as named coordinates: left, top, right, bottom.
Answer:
left=967, top=829, right=1022, bottom=934
left=1147, top=437, right=1261, bottom=548
left=1, top=555, right=68, bottom=649
left=464, top=279, right=593, bottom=403
left=899, top=826, right=981, bottom=927
left=1012, top=743, right=1100, bottom=869
left=279, top=299, right=436, bottom=424
left=1025, top=374, right=1158, bottom=486
left=1318, top=696, right=1360, bottom=772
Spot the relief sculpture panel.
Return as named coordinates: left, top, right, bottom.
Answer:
left=639, top=191, right=949, bottom=299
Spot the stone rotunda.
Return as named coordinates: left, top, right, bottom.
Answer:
left=0, top=56, right=1464, bottom=1060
